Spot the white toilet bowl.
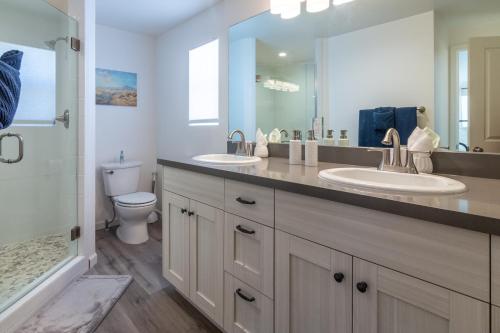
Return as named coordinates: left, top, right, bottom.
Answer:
left=113, top=192, right=157, bottom=244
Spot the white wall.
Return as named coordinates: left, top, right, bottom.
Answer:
left=328, top=12, right=435, bottom=146
left=95, top=25, right=157, bottom=228
left=156, top=0, right=268, bottom=159
left=229, top=37, right=256, bottom=138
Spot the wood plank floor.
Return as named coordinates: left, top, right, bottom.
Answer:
left=90, top=222, right=222, bottom=333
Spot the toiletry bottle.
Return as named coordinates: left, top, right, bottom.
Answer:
left=305, top=130, right=318, bottom=167
left=339, top=130, right=350, bottom=147
left=323, top=129, right=335, bottom=146
left=120, top=150, right=124, bottom=164
left=289, top=130, right=302, bottom=165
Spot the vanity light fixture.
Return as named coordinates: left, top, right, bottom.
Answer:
left=307, top=0, right=330, bottom=13
left=263, top=79, right=300, bottom=92
left=279, top=52, right=287, bottom=57
left=333, top=0, right=355, bottom=5
left=271, top=0, right=355, bottom=19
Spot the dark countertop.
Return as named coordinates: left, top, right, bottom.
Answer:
left=157, top=157, right=500, bottom=235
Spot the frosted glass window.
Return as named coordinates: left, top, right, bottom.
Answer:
left=189, top=39, right=219, bottom=125
left=0, top=41, right=56, bottom=126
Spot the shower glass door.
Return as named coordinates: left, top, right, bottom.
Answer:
left=0, top=0, right=79, bottom=313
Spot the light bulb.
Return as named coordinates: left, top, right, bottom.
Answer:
left=306, top=0, right=329, bottom=13
left=270, top=0, right=286, bottom=14
left=281, top=0, right=301, bottom=19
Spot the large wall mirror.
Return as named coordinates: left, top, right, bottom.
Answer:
left=228, top=0, right=500, bottom=153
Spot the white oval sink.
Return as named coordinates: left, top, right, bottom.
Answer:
left=319, top=168, right=467, bottom=195
left=193, top=154, right=261, bottom=165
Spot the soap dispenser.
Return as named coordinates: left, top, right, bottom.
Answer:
left=289, top=130, right=302, bottom=165
left=119, top=150, right=125, bottom=164
left=305, top=130, right=318, bottom=167
left=323, top=129, right=335, bottom=146
left=339, top=130, right=350, bottom=147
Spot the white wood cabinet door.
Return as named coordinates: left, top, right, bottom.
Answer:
left=162, top=191, right=190, bottom=297
left=275, top=231, right=352, bottom=333
left=189, top=200, right=224, bottom=326
left=353, top=258, right=489, bottom=333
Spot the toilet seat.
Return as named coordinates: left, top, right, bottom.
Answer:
left=114, top=192, right=157, bottom=208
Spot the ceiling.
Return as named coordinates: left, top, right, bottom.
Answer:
left=96, top=0, right=221, bottom=36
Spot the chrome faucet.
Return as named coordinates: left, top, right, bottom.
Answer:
left=228, top=130, right=252, bottom=156
left=382, top=128, right=402, bottom=167
left=368, top=128, right=420, bottom=174
left=280, top=129, right=289, bottom=139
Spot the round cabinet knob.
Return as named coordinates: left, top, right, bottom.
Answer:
left=356, top=282, right=368, bottom=293
left=333, top=273, right=345, bottom=283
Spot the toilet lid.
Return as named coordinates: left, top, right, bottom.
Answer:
left=114, top=192, right=157, bottom=206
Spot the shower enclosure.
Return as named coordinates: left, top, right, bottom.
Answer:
left=0, top=0, right=79, bottom=313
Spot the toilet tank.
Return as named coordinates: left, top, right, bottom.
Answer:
left=102, top=161, right=143, bottom=197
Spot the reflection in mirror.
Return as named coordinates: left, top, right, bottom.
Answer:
left=228, top=0, right=500, bottom=153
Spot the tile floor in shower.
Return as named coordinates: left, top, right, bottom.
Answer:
left=0, top=234, right=70, bottom=310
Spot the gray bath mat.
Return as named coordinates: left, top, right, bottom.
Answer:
left=17, top=275, right=132, bottom=333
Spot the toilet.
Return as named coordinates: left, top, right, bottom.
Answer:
left=102, top=161, right=157, bottom=244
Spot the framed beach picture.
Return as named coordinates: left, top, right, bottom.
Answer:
left=96, top=68, right=137, bottom=107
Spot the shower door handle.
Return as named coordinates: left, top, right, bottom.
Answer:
left=55, top=110, right=70, bottom=129
left=0, top=133, right=24, bottom=164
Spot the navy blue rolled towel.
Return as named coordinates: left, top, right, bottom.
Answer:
left=0, top=50, right=23, bottom=130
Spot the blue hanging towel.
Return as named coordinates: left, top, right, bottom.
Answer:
left=359, top=107, right=395, bottom=147
left=373, top=107, right=395, bottom=131
left=0, top=50, right=23, bottom=130
left=395, top=107, right=417, bottom=145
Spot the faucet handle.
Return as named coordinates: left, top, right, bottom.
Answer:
left=245, top=142, right=254, bottom=157
left=405, top=150, right=431, bottom=174
left=367, top=148, right=391, bottom=171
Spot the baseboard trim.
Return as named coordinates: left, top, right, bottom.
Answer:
left=88, top=252, right=98, bottom=268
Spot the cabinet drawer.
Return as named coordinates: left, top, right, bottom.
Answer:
left=225, top=180, right=274, bottom=227
left=224, top=214, right=274, bottom=298
left=224, top=273, right=274, bottom=333
left=275, top=190, right=490, bottom=302
left=163, top=166, right=224, bottom=209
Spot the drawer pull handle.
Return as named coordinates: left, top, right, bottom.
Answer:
left=181, top=208, right=187, bottom=214
left=236, top=225, right=256, bottom=235
left=235, top=288, right=255, bottom=302
left=333, top=273, right=345, bottom=283
left=356, top=282, right=368, bottom=293
left=236, top=197, right=256, bottom=205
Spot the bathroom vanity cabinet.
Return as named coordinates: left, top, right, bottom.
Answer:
left=162, top=170, right=225, bottom=326
left=161, top=164, right=493, bottom=333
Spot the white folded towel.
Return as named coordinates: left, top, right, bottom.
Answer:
left=254, top=128, right=269, bottom=158
left=268, top=128, right=281, bottom=143
left=407, top=127, right=440, bottom=173
left=407, top=127, right=440, bottom=153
